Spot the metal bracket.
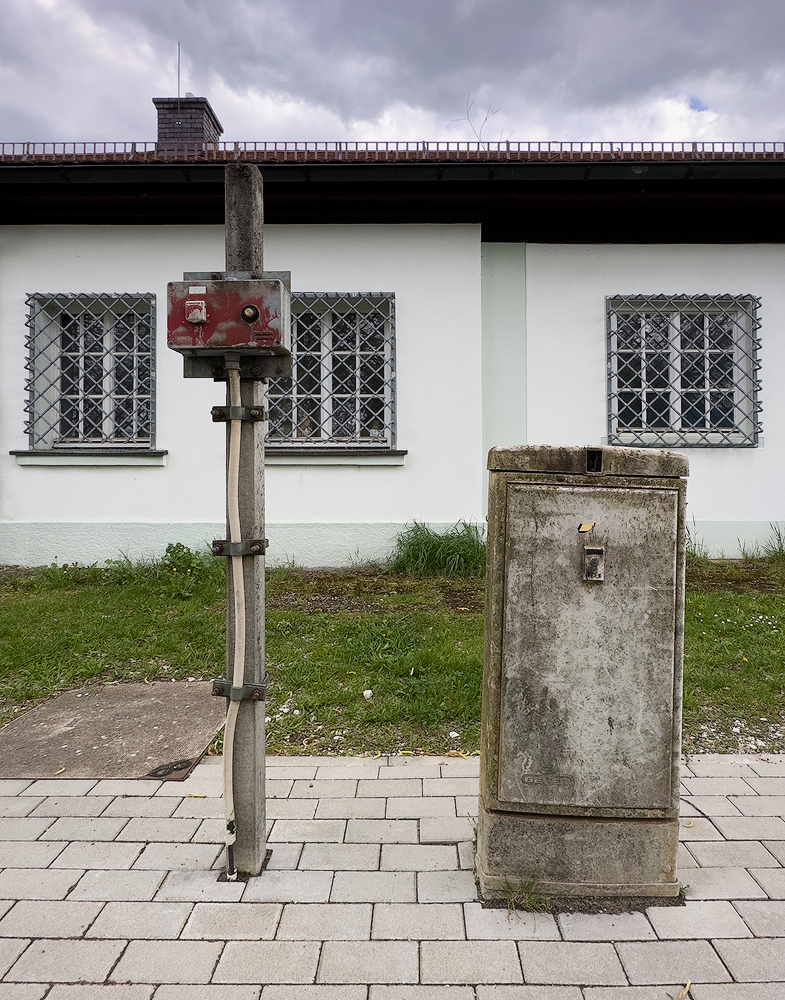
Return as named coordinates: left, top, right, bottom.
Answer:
left=211, top=539, right=268, bottom=557
left=211, top=675, right=269, bottom=702
left=211, top=405, right=266, bottom=423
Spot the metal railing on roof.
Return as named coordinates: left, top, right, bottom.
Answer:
left=3, top=140, right=785, bottom=165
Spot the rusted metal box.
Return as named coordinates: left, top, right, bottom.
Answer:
left=477, top=445, right=689, bottom=899
left=167, top=279, right=291, bottom=356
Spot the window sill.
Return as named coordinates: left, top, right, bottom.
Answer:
left=11, top=450, right=168, bottom=467
left=266, top=449, right=407, bottom=466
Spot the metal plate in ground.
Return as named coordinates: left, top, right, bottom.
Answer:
left=0, top=682, right=225, bottom=780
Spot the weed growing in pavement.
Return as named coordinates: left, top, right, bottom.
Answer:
left=498, top=878, right=548, bottom=915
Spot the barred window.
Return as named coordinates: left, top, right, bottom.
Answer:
left=607, top=294, right=761, bottom=448
left=25, top=293, right=155, bottom=450
left=267, top=292, right=396, bottom=450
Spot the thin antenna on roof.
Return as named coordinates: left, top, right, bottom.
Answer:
left=177, top=42, right=181, bottom=100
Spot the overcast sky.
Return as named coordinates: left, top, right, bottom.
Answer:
left=3, top=0, right=785, bottom=144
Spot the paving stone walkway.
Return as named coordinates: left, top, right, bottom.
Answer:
left=0, top=753, right=783, bottom=998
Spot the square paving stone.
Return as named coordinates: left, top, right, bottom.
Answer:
left=0, top=797, right=42, bottom=818
left=52, top=841, right=144, bottom=870
left=0, top=841, right=67, bottom=868
left=381, top=845, right=457, bottom=871
left=40, top=817, right=128, bottom=841
left=299, top=843, right=380, bottom=870
left=269, top=820, right=346, bottom=843
left=465, top=903, right=559, bottom=941
left=0, top=868, right=82, bottom=900
left=29, top=796, right=113, bottom=817
left=357, top=779, right=422, bottom=798
left=421, top=941, right=523, bottom=984
left=713, top=937, right=785, bottom=980
left=276, top=903, right=371, bottom=940
left=181, top=901, right=281, bottom=939
left=749, top=867, right=785, bottom=898
left=7, top=939, right=124, bottom=983
left=386, top=797, right=456, bottom=819
left=318, top=941, right=419, bottom=984
left=153, top=988, right=260, bottom=999
left=192, top=818, right=225, bottom=843
left=556, top=911, right=654, bottom=941
left=0, top=899, right=102, bottom=937
left=417, top=871, right=477, bottom=902
left=688, top=840, right=780, bottom=867
left=713, top=816, right=785, bottom=839
left=290, top=780, right=357, bottom=798
left=69, top=869, right=165, bottom=901
left=733, top=899, right=785, bottom=935
left=112, top=940, right=223, bottom=984
left=455, top=797, right=479, bottom=817
left=243, top=870, right=333, bottom=903
left=266, top=843, right=303, bottom=870
left=213, top=941, right=321, bottom=983
left=155, top=870, right=245, bottom=902
left=372, top=902, right=465, bottom=940
left=87, top=900, right=192, bottom=938
left=616, top=941, right=731, bottom=984
left=345, top=820, right=418, bottom=844
left=0, top=818, right=54, bottom=841
left=116, top=818, right=200, bottom=842
left=331, top=871, right=415, bottom=903
left=475, top=990, right=583, bottom=999
left=517, top=942, right=627, bottom=986
left=104, top=797, right=179, bottom=818
left=681, top=867, right=767, bottom=899
left=132, top=843, right=222, bottom=870
left=646, top=900, right=752, bottom=939
left=267, top=799, right=318, bottom=820
left=419, top=818, right=476, bottom=844
left=315, top=798, right=386, bottom=819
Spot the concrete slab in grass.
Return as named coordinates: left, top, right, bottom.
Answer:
left=213, top=941, right=321, bottom=984
left=517, top=942, right=627, bottom=986
left=616, top=940, right=731, bottom=985
left=372, top=902, right=465, bottom=940
left=713, top=937, right=785, bottom=981
left=276, top=903, right=371, bottom=940
left=6, top=939, right=124, bottom=983
left=421, top=941, right=523, bottom=984
left=318, top=940, right=419, bottom=984
left=111, top=940, right=223, bottom=984
left=556, top=911, right=654, bottom=941
left=646, top=900, right=752, bottom=939
left=464, top=903, right=559, bottom=941
left=181, top=901, right=281, bottom=939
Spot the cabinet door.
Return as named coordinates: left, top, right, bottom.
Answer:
left=499, top=484, right=678, bottom=813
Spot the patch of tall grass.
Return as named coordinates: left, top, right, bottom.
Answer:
left=388, top=521, right=486, bottom=578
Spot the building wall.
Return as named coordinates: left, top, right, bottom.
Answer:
left=0, top=224, right=484, bottom=566
left=521, top=243, right=785, bottom=556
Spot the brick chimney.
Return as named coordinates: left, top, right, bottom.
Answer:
left=153, top=96, right=223, bottom=153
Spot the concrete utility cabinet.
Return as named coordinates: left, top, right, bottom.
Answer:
left=477, top=445, right=689, bottom=899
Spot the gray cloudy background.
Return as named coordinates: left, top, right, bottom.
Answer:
left=2, top=0, right=785, bottom=143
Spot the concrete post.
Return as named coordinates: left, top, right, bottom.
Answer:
left=224, top=163, right=267, bottom=874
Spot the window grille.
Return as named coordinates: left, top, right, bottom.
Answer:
left=25, top=293, right=155, bottom=450
left=266, top=292, right=396, bottom=449
left=607, top=294, right=761, bottom=447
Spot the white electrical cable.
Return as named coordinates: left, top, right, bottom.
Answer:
left=223, top=366, right=245, bottom=879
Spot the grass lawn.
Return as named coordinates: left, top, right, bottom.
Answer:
left=0, top=549, right=783, bottom=755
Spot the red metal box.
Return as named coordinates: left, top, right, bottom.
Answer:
left=167, top=279, right=291, bottom=356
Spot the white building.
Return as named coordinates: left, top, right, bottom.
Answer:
left=1, top=99, right=782, bottom=565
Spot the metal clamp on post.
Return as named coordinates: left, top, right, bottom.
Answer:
left=211, top=676, right=269, bottom=702
left=211, top=405, right=265, bottom=423
left=212, top=539, right=268, bottom=557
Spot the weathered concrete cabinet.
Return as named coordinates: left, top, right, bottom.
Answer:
left=477, top=445, right=688, bottom=898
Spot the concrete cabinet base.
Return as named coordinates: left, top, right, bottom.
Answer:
left=476, top=805, right=680, bottom=898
